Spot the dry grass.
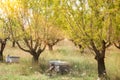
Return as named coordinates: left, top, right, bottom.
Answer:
left=0, top=40, right=120, bottom=80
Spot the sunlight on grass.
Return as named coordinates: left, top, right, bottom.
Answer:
left=0, top=41, right=120, bottom=80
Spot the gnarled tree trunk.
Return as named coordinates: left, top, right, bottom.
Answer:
left=16, top=40, right=46, bottom=64
left=32, top=53, right=40, bottom=64
left=90, top=40, right=110, bottom=79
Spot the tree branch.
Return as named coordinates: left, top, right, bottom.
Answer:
left=24, top=38, right=32, bottom=50
left=16, top=41, right=31, bottom=53
left=37, top=44, right=46, bottom=54
left=105, top=42, right=111, bottom=48
left=90, top=39, right=99, bottom=54
left=53, top=39, right=63, bottom=45
left=34, top=40, right=39, bottom=51
left=114, top=42, right=120, bottom=49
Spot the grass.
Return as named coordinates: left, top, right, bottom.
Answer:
left=0, top=40, right=120, bottom=80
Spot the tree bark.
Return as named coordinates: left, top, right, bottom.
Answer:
left=0, top=38, right=7, bottom=62
left=90, top=40, right=108, bottom=79
left=0, top=51, right=3, bottom=61
left=32, top=54, right=39, bottom=64
left=12, top=41, right=16, bottom=47
left=97, top=57, right=106, bottom=78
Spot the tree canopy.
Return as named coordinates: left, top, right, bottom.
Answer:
left=0, top=0, right=120, bottom=79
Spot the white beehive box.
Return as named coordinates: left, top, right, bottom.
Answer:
left=6, top=55, right=20, bottom=63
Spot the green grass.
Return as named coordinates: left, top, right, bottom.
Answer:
left=0, top=41, right=120, bottom=80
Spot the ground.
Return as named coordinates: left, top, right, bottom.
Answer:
left=0, top=40, right=120, bottom=80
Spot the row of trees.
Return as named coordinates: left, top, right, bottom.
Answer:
left=0, top=0, right=64, bottom=63
left=0, top=0, right=120, bottom=79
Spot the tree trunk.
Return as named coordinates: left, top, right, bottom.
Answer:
left=0, top=51, right=3, bottom=62
left=32, top=54, right=39, bottom=64
left=97, top=57, right=107, bottom=79
left=90, top=40, right=109, bottom=79
left=12, top=41, right=16, bottom=47
left=0, top=40, right=7, bottom=62
left=48, top=45, right=53, bottom=51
